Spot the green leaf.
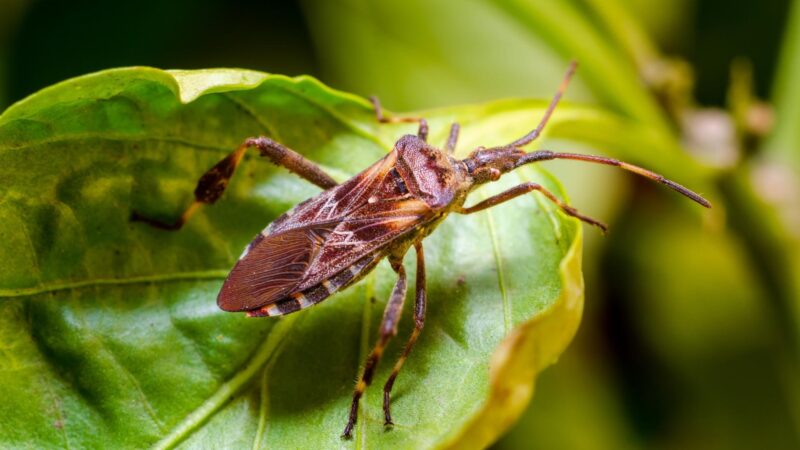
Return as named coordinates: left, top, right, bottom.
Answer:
left=0, top=66, right=693, bottom=449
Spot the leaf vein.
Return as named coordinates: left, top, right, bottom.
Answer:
left=17, top=205, right=44, bottom=287
left=34, top=302, right=72, bottom=450
left=251, top=329, right=285, bottom=450
left=0, top=270, right=230, bottom=298
left=0, top=133, right=234, bottom=153
left=151, top=315, right=299, bottom=450
left=483, top=205, right=511, bottom=335
left=266, top=81, right=386, bottom=150
left=75, top=299, right=166, bottom=433
left=166, top=311, right=214, bottom=376
left=220, top=94, right=280, bottom=141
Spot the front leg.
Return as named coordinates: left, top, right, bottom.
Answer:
left=458, top=182, right=608, bottom=232
left=343, top=258, right=409, bottom=439
left=132, top=136, right=337, bottom=230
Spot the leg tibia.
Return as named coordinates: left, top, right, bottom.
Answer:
left=342, top=263, right=408, bottom=439
left=132, top=136, right=336, bottom=231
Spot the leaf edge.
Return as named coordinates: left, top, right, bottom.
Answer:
left=439, top=225, right=584, bottom=450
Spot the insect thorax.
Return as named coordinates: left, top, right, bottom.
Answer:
left=393, top=135, right=471, bottom=210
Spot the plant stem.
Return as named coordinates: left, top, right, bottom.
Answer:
left=764, top=0, right=800, bottom=168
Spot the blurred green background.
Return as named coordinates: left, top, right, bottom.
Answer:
left=2, top=0, right=798, bottom=448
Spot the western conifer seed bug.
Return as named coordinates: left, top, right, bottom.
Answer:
left=132, top=62, right=710, bottom=438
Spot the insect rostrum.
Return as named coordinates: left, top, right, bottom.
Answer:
left=132, top=62, right=710, bottom=439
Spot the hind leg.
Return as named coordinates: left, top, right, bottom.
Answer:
left=132, top=137, right=338, bottom=230
left=343, top=259, right=408, bottom=439
left=382, top=242, right=427, bottom=427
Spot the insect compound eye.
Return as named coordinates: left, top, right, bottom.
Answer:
left=472, top=166, right=501, bottom=183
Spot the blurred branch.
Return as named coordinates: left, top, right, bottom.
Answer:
left=493, top=0, right=674, bottom=136
left=580, top=0, right=695, bottom=125
left=721, top=1, right=800, bottom=435
left=581, top=0, right=660, bottom=68
left=751, top=0, right=800, bottom=347
left=764, top=0, right=800, bottom=168
left=718, top=171, right=800, bottom=438
left=719, top=172, right=798, bottom=351
left=727, top=59, right=774, bottom=155
left=585, top=0, right=800, bottom=434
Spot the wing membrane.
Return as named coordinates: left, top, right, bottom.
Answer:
left=220, top=149, right=437, bottom=313
left=217, top=224, right=332, bottom=311
left=296, top=198, right=432, bottom=290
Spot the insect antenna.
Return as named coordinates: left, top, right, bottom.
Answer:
left=469, top=61, right=709, bottom=209
left=518, top=151, right=711, bottom=208
left=507, top=60, right=578, bottom=148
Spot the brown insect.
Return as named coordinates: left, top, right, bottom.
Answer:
left=133, top=62, right=710, bottom=438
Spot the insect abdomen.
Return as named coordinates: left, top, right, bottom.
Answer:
left=247, top=251, right=383, bottom=317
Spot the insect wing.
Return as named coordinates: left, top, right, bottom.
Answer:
left=296, top=198, right=431, bottom=291
left=218, top=148, right=436, bottom=314
left=217, top=224, right=333, bottom=312
left=268, top=148, right=399, bottom=234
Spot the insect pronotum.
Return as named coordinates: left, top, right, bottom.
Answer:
left=132, top=62, right=710, bottom=438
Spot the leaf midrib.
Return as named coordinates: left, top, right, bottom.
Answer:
left=0, top=270, right=230, bottom=298
left=151, top=314, right=301, bottom=450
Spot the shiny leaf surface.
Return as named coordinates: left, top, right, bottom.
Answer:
left=0, top=67, right=669, bottom=448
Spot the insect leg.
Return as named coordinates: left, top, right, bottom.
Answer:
left=343, top=260, right=409, bottom=439
left=131, top=136, right=337, bottom=230
left=445, top=123, right=460, bottom=154
left=458, top=182, right=608, bottom=232
left=382, top=242, right=426, bottom=428
left=369, top=96, right=429, bottom=142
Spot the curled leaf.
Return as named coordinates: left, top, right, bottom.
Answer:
left=1, top=67, right=593, bottom=448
